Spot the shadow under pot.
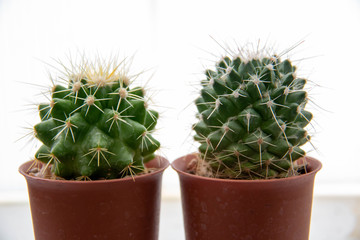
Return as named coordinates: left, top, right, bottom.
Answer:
left=172, top=153, right=322, bottom=240
left=19, top=156, right=169, bottom=240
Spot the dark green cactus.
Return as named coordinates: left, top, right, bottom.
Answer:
left=33, top=58, right=160, bottom=180
left=193, top=53, right=312, bottom=179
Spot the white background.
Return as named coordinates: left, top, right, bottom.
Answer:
left=0, top=0, right=360, bottom=200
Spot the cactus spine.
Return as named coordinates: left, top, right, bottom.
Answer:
left=33, top=57, right=160, bottom=180
left=193, top=49, right=312, bottom=179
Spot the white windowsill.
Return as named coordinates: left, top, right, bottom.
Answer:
left=1, top=182, right=360, bottom=204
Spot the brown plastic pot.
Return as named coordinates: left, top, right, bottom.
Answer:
left=172, top=153, right=322, bottom=240
left=19, top=156, right=169, bottom=240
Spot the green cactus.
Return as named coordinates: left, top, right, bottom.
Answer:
left=193, top=52, right=312, bottom=179
left=33, top=58, right=160, bottom=180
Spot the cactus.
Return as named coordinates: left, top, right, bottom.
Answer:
left=32, top=57, right=160, bottom=180
left=193, top=49, right=312, bottom=179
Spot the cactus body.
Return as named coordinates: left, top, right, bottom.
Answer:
left=193, top=54, right=312, bottom=179
left=34, top=59, right=160, bottom=180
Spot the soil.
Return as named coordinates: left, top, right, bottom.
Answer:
left=26, top=160, right=156, bottom=181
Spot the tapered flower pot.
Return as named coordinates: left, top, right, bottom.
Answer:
left=19, top=156, right=169, bottom=240
left=172, top=153, right=322, bottom=240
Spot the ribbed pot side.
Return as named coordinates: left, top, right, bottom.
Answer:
left=19, top=156, right=169, bottom=240
left=172, top=153, right=322, bottom=240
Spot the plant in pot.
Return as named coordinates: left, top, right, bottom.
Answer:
left=172, top=44, right=322, bottom=240
left=19, top=56, right=169, bottom=240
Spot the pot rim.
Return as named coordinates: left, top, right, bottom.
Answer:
left=19, top=155, right=169, bottom=184
left=171, top=153, right=322, bottom=183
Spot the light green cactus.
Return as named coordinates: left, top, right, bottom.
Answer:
left=32, top=57, right=160, bottom=180
left=193, top=49, right=312, bottom=179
